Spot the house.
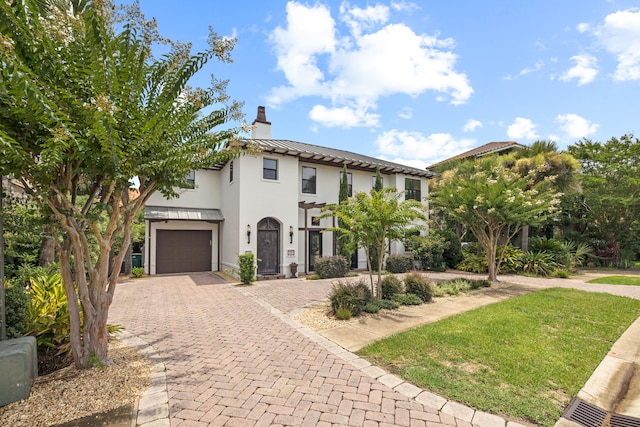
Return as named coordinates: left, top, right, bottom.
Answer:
left=143, top=106, right=435, bottom=277
left=426, top=141, right=524, bottom=171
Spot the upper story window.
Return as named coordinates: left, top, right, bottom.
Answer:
left=302, top=166, right=316, bottom=194
left=181, top=170, right=195, bottom=189
left=372, top=175, right=383, bottom=189
left=263, top=158, right=278, bottom=180
left=405, top=178, right=421, bottom=201
left=340, top=171, right=353, bottom=197
left=229, top=161, right=234, bottom=182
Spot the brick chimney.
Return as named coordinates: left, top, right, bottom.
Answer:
left=251, top=106, right=272, bottom=139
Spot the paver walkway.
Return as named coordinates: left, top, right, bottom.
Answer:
left=109, top=271, right=640, bottom=426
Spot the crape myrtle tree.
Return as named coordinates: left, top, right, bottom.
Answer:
left=0, top=0, right=242, bottom=367
left=431, top=156, right=562, bottom=281
left=322, top=187, right=426, bottom=297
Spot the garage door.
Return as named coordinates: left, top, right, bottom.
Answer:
left=156, top=230, right=212, bottom=274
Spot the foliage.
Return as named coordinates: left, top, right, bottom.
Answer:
left=329, top=280, right=372, bottom=316
left=4, top=280, right=29, bottom=338
left=457, top=244, right=488, bottom=273
left=521, top=251, right=558, bottom=276
left=315, top=256, right=350, bottom=279
left=363, top=298, right=401, bottom=313
left=25, top=273, right=72, bottom=354
left=406, top=234, right=448, bottom=271
left=432, top=228, right=463, bottom=268
left=0, top=0, right=242, bottom=367
left=497, top=245, right=524, bottom=274
left=322, top=187, right=426, bottom=297
left=391, top=293, right=423, bottom=305
left=237, top=253, right=256, bottom=284
left=432, top=278, right=490, bottom=297
left=552, top=270, right=571, bottom=278
left=131, top=267, right=145, bottom=278
left=380, top=275, right=403, bottom=299
left=385, top=255, right=413, bottom=274
left=336, top=164, right=353, bottom=260
left=403, top=272, right=433, bottom=302
left=568, top=135, right=640, bottom=267
left=431, top=156, right=562, bottom=281
left=1, top=191, right=47, bottom=277
left=357, top=288, right=640, bottom=426
left=587, top=276, right=640, bottom=286
left=335, top=307, right=352, bottom=320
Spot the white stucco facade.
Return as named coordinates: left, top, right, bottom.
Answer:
left=144, top=107, right=434, bottom=277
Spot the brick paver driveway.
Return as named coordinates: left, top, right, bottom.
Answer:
left=109, top=274, right=461, bottom=427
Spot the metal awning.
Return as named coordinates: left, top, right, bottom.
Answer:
left=144, top=206, right=224, bottom=222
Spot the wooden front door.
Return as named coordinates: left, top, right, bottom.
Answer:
left=257, top=218, right=280, bottom=275
left=308, top=230, right=322, bottom=272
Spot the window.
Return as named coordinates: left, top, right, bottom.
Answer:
left=340, top=171, right=353, bottom=197
left=229, top=161, right=234, bottom=182
left=311, top=216, right=320, bottom=226
left=405, top=178, right=421, bottom=200
left=263, top=158, right=278, bottom=180
left=302, top=166, right=316, bottom=194
left=181, top=170, right=195, bottom=189
left=372, top=175, right=383, bottom=189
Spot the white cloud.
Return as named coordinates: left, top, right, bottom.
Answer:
left=398, top=107, right=413, bottom=119
left=577, top=23, right=590, bottom=33
left=308, top=104, right=380, bottom=128
left=595, top=8, right=640, bottom=81
left=375, top=129, right=476, bottom=167
left=556, top=113, right=599, bottom=138
left=463, top=119, right=482, bottom=132
left=519, top=60, right=544, bottom=76
left=507, top=117, right=538, bottom=140
left=268, top=1, right=473, bottom=128
left=391, top=1, right=420, bottom=13
left=560, top=54, right=598, bottom=85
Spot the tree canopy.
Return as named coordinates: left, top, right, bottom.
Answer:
left=430, top=156, right=562, bottom=281
left=0, top=0, right=242, bottom=367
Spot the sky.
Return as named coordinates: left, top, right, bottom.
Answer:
left=127, top=0, right=640, bottom=169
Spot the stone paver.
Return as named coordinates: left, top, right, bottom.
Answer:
left=110, top=271, right=640, bottom=426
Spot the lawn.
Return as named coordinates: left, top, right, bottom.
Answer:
left=356, top=288, right=640, bottom=426
left=587, top=275, right=640, bottom=286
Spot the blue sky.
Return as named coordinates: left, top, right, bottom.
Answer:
left=128, top=1, right=640, bottom=169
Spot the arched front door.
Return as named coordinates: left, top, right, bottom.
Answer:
left=257, top=217, right=280, bottom=275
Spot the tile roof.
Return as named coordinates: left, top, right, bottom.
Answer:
left=426, top=141, right=524, bottom=169
left=229, top=139, right=436, bottom=178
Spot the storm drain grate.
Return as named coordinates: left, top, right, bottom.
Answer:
left=563, top=398, right=640, bottom=427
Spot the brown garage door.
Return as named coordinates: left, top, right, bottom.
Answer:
left=156, top=230, right=212, bottom=274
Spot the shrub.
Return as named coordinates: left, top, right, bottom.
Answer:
left=392, top=293, right=423, bottom=305
left=497, top=245, right=524, bottom=274
left=385, top=255, right=414, bottom=274
left=315, top=256, right=350, bottom=279
left=432, top=229, right=463, bottom=268
left=131, top=267, right=145, bottom=278
left=26, top=273, right=72, bottom=354
left=403, top=272, right=433, bottom=302
left=406, top=235, right=448, bottom=271
left=380, top=275, right=403, bottom=299
left=4, top=280, right=29, bottom=338
left=363, top=301, right=382, bottom=313
left=363, top=298, right=400, bottom=313
left=521, top=251, right=558, bottom=276
left=335, top=308, right=352, bottom=320
left=552, top=270, right=571, bottom=278
left=329, top=280, right=371, bottom=316
left=237, top=253, right=256, bottom=284
left=457, top=244, right=488, bottom=273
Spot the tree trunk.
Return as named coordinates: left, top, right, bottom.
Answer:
left=521, top=224, right=529, bottom=252
left=486, top=236, right=499, bottom=282
left=38, top=225, right=56, bottom=266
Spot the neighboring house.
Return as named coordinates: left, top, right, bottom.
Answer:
left=426, top=141, right=524, bottom=171
left=144, top=106, right=435, bottom=277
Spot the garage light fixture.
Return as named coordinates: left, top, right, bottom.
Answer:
left=247, top=224, right=251, bottom=244
left=289, top=226, right=294, bottom=244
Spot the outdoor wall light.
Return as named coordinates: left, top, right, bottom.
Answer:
left=246, top=224, right=251, bottom=244
left=289, top=225, right=294, bottom=244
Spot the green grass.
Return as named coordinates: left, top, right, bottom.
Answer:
left=587, top=275, right=640, bottom=286
left=357, top=288, right=640, bottom=426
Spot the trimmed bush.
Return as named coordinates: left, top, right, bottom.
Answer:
left=406, top=235, right=448, bottom=271
left=315, top=256, right=350, bottom=279
left=131, top=267, right=145, bottom=278
left=237, top=252, right=256, bottom=284
left=385, top=255, right=413, bottom=274
left=380, top=275, right=403, bottom=300
left=391, top=293, right=423, bottom=305
left=432, top=228, right=463, bottom=268
left=329, top=280, right=371, bottom=316
left=4, top=280, right=29, bottom=338
left=403, top=272, right=433, bottom=302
